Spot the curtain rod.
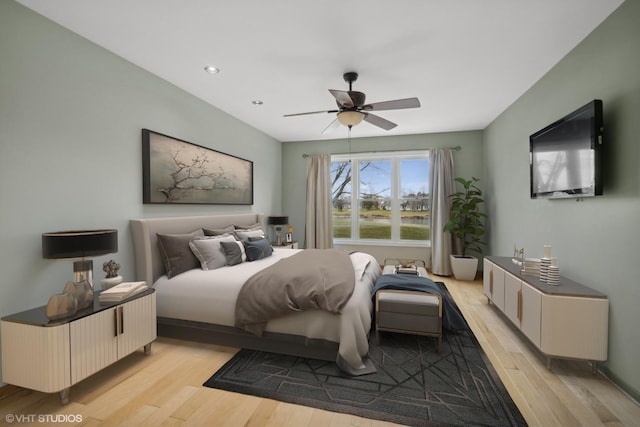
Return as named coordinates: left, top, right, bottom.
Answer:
left=301, top=145, right=461, bottom=158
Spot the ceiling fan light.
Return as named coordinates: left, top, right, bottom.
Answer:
left=337, top=111, right=364, bottom=127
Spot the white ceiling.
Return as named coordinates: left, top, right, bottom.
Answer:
left=17, top=0, right=624, bottom=142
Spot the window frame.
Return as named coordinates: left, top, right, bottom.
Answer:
left=331, top=150, right=430, bottom=247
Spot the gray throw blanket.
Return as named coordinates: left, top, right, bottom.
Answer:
left=235, top=249, right=356, bottom=335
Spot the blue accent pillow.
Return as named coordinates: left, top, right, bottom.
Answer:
left=243, top=238, right=273, bottom=261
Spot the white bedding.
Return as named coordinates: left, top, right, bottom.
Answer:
left=153, top=248, right=381, bottom=373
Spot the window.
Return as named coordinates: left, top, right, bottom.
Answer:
left=331, top=150, right=430, bottom=246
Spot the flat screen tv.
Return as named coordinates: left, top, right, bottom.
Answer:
left=529, top=99, right=603, bottom=199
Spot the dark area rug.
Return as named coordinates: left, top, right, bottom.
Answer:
left=204, top=288, right=527, bottom=426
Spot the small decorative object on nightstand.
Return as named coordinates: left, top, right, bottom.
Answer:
left=63, top=279, right=93, bottom=310
left=45, top=292, right=77, bottom=320
left=101, top=259, right=123, bottom=290
left=286, top=224, right=293, bottom=243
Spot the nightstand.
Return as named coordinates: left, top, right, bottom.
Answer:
left=0, top=288, right=156, bottom=404
left=277, top=241, right=299, bottom=249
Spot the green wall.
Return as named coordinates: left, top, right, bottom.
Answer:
left=484, top=0, right=640, bottom=400
left=0, top=1, right=281, bottom=384
left=281, top=131, right=484, bottom=264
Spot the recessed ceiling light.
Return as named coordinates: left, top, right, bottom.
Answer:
left=204, top=65, right=220, bottom=74
left=252, top=100, right=263, bottom=105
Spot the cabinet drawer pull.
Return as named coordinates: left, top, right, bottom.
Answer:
left=517, top=289, right=523, bottom=321
left=119, top=306, right=124, bottom=335
left=489, top=270, right=494, bottom=295
left=114, top=308, right=119, bottom=337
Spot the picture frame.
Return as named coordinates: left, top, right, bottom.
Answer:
left=142, top=129, right=253, bottom=205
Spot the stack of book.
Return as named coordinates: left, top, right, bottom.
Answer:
left=396, top=265, right=419, bottom=275
left=521, top=258, right=541, bottom=276
left=99, top=281, right=148, bottom=304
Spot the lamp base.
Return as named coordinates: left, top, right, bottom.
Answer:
left=74, top=260, right=94, bottom=289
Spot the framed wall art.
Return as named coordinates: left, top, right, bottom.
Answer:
left=142, top=129, right=253, bottom=205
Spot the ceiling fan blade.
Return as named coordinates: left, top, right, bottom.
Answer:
left=329, top=89, right=367, bottom=108
left=284, top=109, right=338, bottom=117
left=321, top=118, right=341, bottom=135
left=362, top=97, right=420, bottom=111
left=363, top=113, right=397, bottom=130
left=329, top=89, right=355, bottom=108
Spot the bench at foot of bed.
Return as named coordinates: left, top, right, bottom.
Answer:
left=375, top=289, right=442, bottom=352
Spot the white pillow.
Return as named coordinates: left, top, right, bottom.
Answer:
left=236, top=240, right=247, bottom=262
left=234, top=228, right=265, bottom=242
left=189, top=234, right=237, bottom=270
left=349, top=251, right=373, bottom=280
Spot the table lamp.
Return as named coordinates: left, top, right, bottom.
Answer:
left=267, top=216, right=289, bottom=246
left=42, top=229, right=118, bottom=289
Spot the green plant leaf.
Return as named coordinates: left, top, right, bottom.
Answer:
left=443, top=176, right=487, bottom=257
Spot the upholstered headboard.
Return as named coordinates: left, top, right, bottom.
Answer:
left=130, top=213, right=265, bottom=286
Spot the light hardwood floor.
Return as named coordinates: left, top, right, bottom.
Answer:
left=1, top=277, right=638, bottom=426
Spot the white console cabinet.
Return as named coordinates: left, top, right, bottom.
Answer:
left=483, top=257, right=608, bottom=371
left=1, top=289, right=156, bottom=403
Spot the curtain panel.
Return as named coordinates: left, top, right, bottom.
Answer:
left=305, top=154, right=333, bottom=249
left=429, top=148, right=455, bottom=276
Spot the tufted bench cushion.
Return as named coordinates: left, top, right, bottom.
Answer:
left=375, top=289, right=442, bottom=351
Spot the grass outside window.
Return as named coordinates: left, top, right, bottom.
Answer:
left=333, top=209, right=430, bottom=241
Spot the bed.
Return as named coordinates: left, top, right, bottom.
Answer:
left=130, top=213, right=381, bottom=374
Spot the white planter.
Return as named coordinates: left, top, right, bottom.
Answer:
left=450, top=255, right=478, bottom=281
left=101, top=275, right=123, bottom=291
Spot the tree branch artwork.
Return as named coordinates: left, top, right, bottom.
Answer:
left=159, top=147, right=231, bottom=202
left=142, top=129, right=253, bottom=205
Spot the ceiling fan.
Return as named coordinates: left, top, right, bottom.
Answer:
left=284, top=72, right=421, bottom=134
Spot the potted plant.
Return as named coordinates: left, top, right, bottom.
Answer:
left=444, top=177, right=487, bottom=280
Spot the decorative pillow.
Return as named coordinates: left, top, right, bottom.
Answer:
left=189, top=234, right=237, bottom=270
left=234, top=228, right=265, bottom=242
left=203, top=225, right=235, bottom=236
left=157, top=230, right=204, bottom=279
left=220, top=240, right=245, bottom=266
left=243, top=238, right=273, bottom=261
left=349, top=251, right=372, bottom=280
left=234, top=223, right=262, bottom=230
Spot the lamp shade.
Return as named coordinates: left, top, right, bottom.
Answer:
left=42, top=229, right=118, bottom=259
left=337, top=111, right=364, bottom=127
left=268, top=216, right=289, bottom=226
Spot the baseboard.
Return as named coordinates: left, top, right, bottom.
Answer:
left=598, top=365, right=640, bottom=406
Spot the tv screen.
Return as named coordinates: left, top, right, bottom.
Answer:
left=530, top=100, right=603, bottom=199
